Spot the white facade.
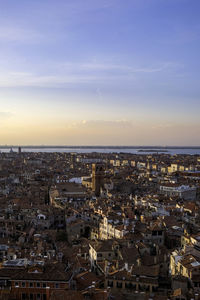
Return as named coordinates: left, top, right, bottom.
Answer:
left=160, top=185, right=196, bottom=201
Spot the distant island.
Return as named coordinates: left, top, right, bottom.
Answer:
left=138, top=149, right=169, bottom=153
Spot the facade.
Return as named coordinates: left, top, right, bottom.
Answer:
left=89, top=240, right=118, bottom=269
left=99, top=216, right=126, bottom=240
left=0, top=264, right=72, bottom=300
left=105, top=268, right=159, bottom=294
left=160, top=184, right=196, bottom=201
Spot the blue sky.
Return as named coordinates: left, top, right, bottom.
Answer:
left=0, top=0, right=200, bottom=145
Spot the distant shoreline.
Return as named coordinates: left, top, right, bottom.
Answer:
left=137, top=149, right=169, bottom=152
left=0, top=146, right=200, bottom=149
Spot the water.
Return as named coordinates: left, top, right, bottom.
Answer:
left=1, top=147, right=200, bottom=155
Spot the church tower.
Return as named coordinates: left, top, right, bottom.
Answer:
left=92, top=163, right=104, bottom=196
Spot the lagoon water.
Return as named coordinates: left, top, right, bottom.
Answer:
left=0, top=147, right=200, bottom=155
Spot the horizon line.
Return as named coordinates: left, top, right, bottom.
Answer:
left=1, top=145, right=200, bottom=149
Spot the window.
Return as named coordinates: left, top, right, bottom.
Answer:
left=37, top=282, right=41, bottom=288
left=43, top=295, right=47, bottom=300
left=15, top=282, right=19, bottom=287
left=22, top=282, right=26, bottom=287
left=37, top=294, right=41, bottom=300
left=117, top=282, right=122, bottom=288
left=107, top=281, right=113, bottom=287
left=55, top=283, right=59, bottom=289
left=42, top=283, right=46, bottom=288
left=30, top=294, right=33, bottom=300
left=125, top=283, right=130, bottom=289
left=21, top=294, right=26, bottom=300
left=29, top=282, right=34, bottom=288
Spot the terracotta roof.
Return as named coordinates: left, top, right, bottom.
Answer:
left=50, top=290, right=84, bottom=300
left=0, top=263, right=72, bottom=282
left=132, top=265, right=159, bottom=277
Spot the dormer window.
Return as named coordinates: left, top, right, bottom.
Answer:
left=28, top=267, right=43, bottom=274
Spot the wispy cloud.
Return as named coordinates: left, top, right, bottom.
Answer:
left=61, top=0, right=118, bottom=17
left=152, top=123, right=173, bottom=130
left=0, top=26, right=43, bottom=43
left=0, top=111, right=13, bottom=122
left=0, top=60, right=181, bottom=88
left=0, top=72, right=104, bottom=87
left=82, top=119, right=132, bottom=126
left=63, top=61, right=175, bottom=73
left=67, top=119, right=132, bottom=129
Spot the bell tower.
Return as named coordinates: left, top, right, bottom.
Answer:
left=92, top=163, right=104, bottom=196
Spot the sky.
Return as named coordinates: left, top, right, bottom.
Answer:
left=0, top=0, right=200, bottom=146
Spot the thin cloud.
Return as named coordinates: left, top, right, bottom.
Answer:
left=0, top=26, right=43, bottom=43
left=83, top=119, right=132, bottom=126
left=0, top=72, right=101, bottom=87
left=0, top=60, right=182, bottom=88
left=67, top=119, right=132, bottom=129
left=0, top=112, right=13, bottom=121
left=152, top=123, right=173, bottom=130
left=63, top=61, right=175, bottom=73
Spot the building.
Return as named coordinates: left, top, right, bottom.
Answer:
left=92, top=164, right=104, bottom=196
left=160, top=184, right=196, bottom=201
left=0, top=263, right=73, bottom=300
